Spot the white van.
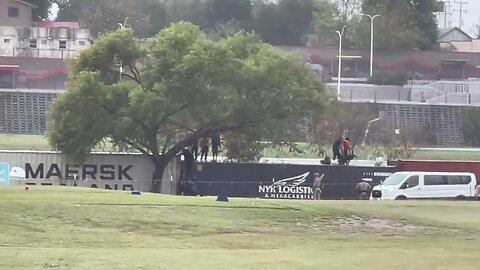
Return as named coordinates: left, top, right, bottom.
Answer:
left=371, top=171, right=477, bottom=200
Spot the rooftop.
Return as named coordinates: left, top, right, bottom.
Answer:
left=36, top=21, right=81, bottom=29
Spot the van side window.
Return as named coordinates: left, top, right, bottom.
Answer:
left=424, top=175, right=446, bottom=185
left=400, top=175, right=419, bottom=189
left=447, top=175, right=472, bottom=185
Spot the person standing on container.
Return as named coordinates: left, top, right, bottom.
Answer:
left=199, top=137, right=210, bottom=162
left=191, top=139, right=199, bottom=161
left=332, top=136, right=343, bottom=161
left=211, top=134, right=221, bottom=162
left=313, top=173, right=325, bottom=200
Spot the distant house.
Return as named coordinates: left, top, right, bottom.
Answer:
left=438, top=27, right=477, bottom=52
left=0, top=0, right=36, bottom=27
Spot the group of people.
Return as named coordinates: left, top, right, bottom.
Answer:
left=190, top=134, right=222, bottom=162
left=332, top=136, right=356, bottom=165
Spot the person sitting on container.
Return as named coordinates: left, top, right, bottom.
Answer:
left=320, top=156, right=331, bottom=165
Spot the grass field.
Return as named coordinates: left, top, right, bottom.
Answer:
left=1, top=186, right=479, bottom=270
left=2, top=134, right=480, bottom=161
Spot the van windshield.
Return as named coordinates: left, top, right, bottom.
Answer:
left=382, top=173, right=409, bottom=186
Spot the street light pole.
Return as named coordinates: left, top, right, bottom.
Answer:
left=361, top=13, right=380, bottom=77
left=336, top=26, right=347, bottom=100
left=117, top=17, right=130, bottom=78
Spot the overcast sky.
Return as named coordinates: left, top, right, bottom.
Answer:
left=438, top=0, right=480, bottom=36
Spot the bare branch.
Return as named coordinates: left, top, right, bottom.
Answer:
left=166, top=120, right=196, bottom=133
left=120, top=72, right=141, bottom=84
left=128, top=63, right=141, bottom=82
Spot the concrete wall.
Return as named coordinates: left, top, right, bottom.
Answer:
left=0, top=0, right=32, bottom=27
left=0, top=151, right=181, bottom=194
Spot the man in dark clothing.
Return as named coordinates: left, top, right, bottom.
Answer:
left=191, top=140, right=198, bottom=161
left=332, top=137, right=343, bottom=160
left=356, top=178, right=372, bottom=200
left=211, top=134, right=221, bottom=162
left=199, top=137, right=209, bottom=162
left=181, top=147, right=195, bottom=182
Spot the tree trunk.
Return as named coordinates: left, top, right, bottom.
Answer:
left=151, top=156, right=168, bottom=193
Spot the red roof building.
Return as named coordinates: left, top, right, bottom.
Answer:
left=36, top=21, right=80, bottom=29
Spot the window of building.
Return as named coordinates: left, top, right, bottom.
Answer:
left=29, top=39, right=37, bottom=49
left=78, top=40, right=86, bottom=46
left=59, top=40, right=67, bottom=49
left=8, top=7, right=19, bottom=17
left=41, top=40, right=47, bottom=45
left=4, top=38, right=10, bottom=43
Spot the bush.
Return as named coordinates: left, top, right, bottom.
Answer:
left=367, top=72, right=408, bottom=86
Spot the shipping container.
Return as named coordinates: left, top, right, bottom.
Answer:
left=0, top=151, right=180, bottom=193
left=388, top=160, right=480, bottom=185
left=194, top=162, right=395, bottom=200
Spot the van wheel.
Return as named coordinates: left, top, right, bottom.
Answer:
left=395, top=196, right=407, bottom=200
left=455, top=195, right=466, bottom=201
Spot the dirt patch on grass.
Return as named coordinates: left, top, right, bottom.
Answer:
left=337, top=216, right=424, bottom=234
left=307, top=215, right=446, bottom=235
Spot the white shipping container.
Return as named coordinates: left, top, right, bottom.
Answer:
left=0, top=151, right=180, bottom=193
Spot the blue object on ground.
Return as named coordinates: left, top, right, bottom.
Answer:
left=216, top=195, right=229, bottom=202
left=131, top=190, right=141, bottom=196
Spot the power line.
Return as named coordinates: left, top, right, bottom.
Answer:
left=453, top=0, right=468, bottom=29
left=438, top=1, right=454, bottom=29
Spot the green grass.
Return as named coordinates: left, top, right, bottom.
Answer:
left=1, top=186, right=480, bottom=269
left=1, top=134, right=480, bottom=160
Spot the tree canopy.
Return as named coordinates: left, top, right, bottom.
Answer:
left=355, top=0, right=439, bottom=50
left=26, top=0, right=52, bottom=20
left=56, top=0, right=168, bottom=37
left=54, top=0, right=439, bottom=49
left=48, top=23, right=326, bottom=192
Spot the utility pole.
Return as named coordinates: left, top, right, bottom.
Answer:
left=441, top=1, right=453, bottom=28
left=453, top=1, right=468, bottom=29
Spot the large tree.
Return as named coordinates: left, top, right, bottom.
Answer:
left=207, top=0, right=253, bottom=25
left=56, top=0, right=168, bottom=37
left=410, top=0, right=439, bottom=49
left=26, top=0, right=52, bottom=20
left=253, top=0, right=316, bottom=45
left=356, top=0, right=438, bottom=50
left=307, top=0, right=342, bottom=45
left=48, top=23, right=325, bottom=192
